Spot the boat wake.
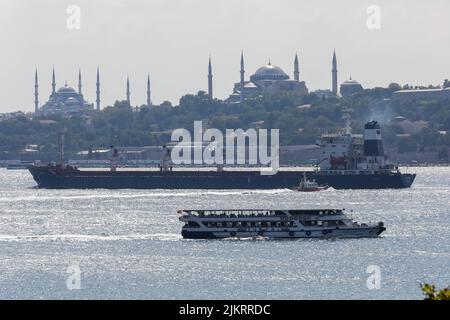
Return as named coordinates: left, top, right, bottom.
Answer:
left=0, top=189, right=291, bottom=202
left=0, top=233, right=182, bottom=242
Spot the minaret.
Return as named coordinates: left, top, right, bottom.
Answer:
left=332, top=50, right=338, bottom=95
left=96, top=67, right=100, bottom=110
left=51, top=67, right=56, bottom=95
left=34, top=69, right=39, bottom=114
left=208, top=56, right=213, bottom=99
left=294, top=53, right=299, bottom=81
left=240, top=51, right=245, bottom=102
left=78, top=69, right=82, bottom=95
left=126, top=76, right=131, bottom=106
left=147, top=74, right=152, bottom=108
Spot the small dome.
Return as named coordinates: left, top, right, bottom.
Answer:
left=57, top=86, right=77, bottom=93
left=340, top=77, right=364, bottom=97
left=250, top=62, right=289, bottom=82
left=341, top=77, right=361, bottom=86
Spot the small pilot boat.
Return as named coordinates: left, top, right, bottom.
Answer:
left=293, top=173, right=329, bottom=192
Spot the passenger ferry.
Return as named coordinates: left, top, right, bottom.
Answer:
left=178, top=209, right=385, bottom=239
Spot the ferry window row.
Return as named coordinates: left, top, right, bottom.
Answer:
left=194, top=211, right=275, bottom=217
left=302, top=220, right=343, bottom=227
left=289, top=210, right=342, bottom=215
left=204, top=221, right=294, bottom=228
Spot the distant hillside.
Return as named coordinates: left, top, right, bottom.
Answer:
left=0, top=85, right=449, bottom=162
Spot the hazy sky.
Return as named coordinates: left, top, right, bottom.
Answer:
left=1, top=0, right=449, bottom=112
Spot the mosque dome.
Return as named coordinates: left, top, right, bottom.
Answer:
left=341, top=78, right=362, bottom=86
left=250, top=62, right=289, bottom=82
left=340, top=77, right=364, bottom=97
left=57, top=86, right=77, bottom=94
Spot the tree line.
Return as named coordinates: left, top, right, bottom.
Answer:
left=0, top=84, right=449, bottom=161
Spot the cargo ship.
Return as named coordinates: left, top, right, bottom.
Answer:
left=28, top=121, right=416, bottom=189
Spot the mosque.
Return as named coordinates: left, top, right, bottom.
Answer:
left=207, top=51, right=363, bottom=102
left=340, top=77, right=364, bottom=97
left=33, top=50, right=363, bottom=115
left=34, top=68, right=96, bottom=116
left=223, top=52, right=308, bottom=103
left=34, top=68, right=152, bottom=116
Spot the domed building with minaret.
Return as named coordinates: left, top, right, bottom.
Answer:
left=225, top=52, right=308, bottom=103
left=34, top=67, right=152, bottom=115
left=35, top=68, right=95, bottom=116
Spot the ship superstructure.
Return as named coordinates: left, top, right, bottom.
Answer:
left=317, top=110, right=394, bottom=172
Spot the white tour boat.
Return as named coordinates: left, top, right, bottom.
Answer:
left=178, top=209, right=385, bottom=239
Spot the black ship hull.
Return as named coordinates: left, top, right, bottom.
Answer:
left=313, top=172, right=416, bottom=190
left=181, top=227, right=386, bottom=239
left=28, top=166, right=416, bottom=190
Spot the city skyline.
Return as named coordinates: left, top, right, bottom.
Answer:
left=32, top=51, right=324, bottom=113
left=1, top=0, right=449, bottom=112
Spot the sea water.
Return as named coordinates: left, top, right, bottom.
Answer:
left=0, top=167, right=448, bottom=299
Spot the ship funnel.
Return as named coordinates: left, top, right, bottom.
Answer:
left=363, top=121, right=384, bottom=156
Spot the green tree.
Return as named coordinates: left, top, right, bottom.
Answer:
left=421, top=283, right=450, bottom=300
left=388, top=83, right=402, bottom=92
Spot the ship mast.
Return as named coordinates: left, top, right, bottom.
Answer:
left=60, top=134, right=64, bottom=165
left=110, top=147, right=119, bottom=172
left=342, top=108, right=352, bottom=134
left=160, top=145, right=172, bottom=172
left=60, top=126, right=67, bottom=166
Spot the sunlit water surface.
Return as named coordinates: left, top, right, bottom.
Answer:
left=0, top=167, right=448, bottom=299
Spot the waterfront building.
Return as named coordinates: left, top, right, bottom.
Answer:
left=393, top=87, right=450, bottom=103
